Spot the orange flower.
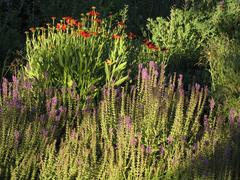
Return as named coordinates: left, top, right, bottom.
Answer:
left=80, top=30, right=91, bottom=38
left=106, top=59, right=113, bottom=65
left=93, top=18, right=102, bottom=23
left=87, top=10, right=100, bottom=16
left=112, top=34, right=121, bottom=39
left=92, top=32, right=98, bottom=36
left=128, top=32, right=136, bottom=40
left=56, top=23, right=67, bottom=31
left=144, top=40, right=159, bottom=51
left=61, top=24, right=67, bottom=31
left=76, top=22, right=82, bottom=27
left=117, top=21, right=125, bottom=27
left=56, top=23, right=61, bottom=30
left=29, top=27, right=36, bottom=33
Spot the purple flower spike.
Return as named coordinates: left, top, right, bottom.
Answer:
left=154, top=70, right=159, bottom=76
left=142, top=68, right=149, bottom=80
left=12, top=75, right=18, bottom=83
left=146, top=146, right=152, bottom=154
left=125, top=116, right=132, bottom=130
left=195, top=83, right=200, bottom=91
left=51, top=97, right=58, bottom=107
left=204, top=115, right=209, bottom=132
left=14, top=130, right=21, bottom=146
left=41, top=128, right=48, bottom=137
left=209, top=98, right=215, bottom=112
left=138, top=63, right=143, bottom=71
left=159, top=145, right=165, bottom=156
left=229, top=109, right=235, bottom=128
left=149, top=61, right=156, bottom=69
left=24, top=81, right=33, bottom=90
left=193, top=143, right=198, bottom=152
left=130, top=137, right=137, bottom=146
left=167, top=135, right=174, bottom=144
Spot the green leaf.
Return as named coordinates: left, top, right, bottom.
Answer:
left=112, top=62, right=127, bottom=74
left=105, top=62, right=110, bottom=82
left=114, top=75, right=128, bottom=86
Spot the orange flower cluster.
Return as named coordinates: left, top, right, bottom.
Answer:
left=128, top=32, right=136, bottom=40
left=87, top=10, right=100, bottom=16
left=56, top=23, right=67, bottom=31
left=112, top=34, right=121, bottom=39
left=79, top=30, right=92, bottom=38
left=144, top=40, right=160, bottom=51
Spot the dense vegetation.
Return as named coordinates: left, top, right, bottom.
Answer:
left=0, top=0, right=240, bottom=179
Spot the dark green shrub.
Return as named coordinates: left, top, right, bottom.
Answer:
left=146, top=8, right=214, bottom=85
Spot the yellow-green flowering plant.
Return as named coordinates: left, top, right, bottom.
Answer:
left=23, top=7, right=132, bottom=105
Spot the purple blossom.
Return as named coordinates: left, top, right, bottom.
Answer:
left=145, top=146, right=152, bottom=154
left=209, top=98, right=215, bottom=112
left=51, top=97, right=58, bottom=107
left=55, top=106, right=63, bottom=116
left=12, top=75, right=18, bottom=83
left=178, top=74, right=183, bottom=88
left=154, top=70, right=159, bottom=76
left=204, top=115, right=209, bottom=132
left=41, top=128, right=48, bottom=137
left=40, top=114, right=46, bottom=121
left=23, top=81, right=33, bottom=90
left=204, top=86, right=208, bottom=94
left=138, top=63, right=143, bottom=72
left=2, top=78, right=8, bottom=99
left=193, top=143, right=198, bottom=152
left=167, top=135, right=174, bottom=144
left=159, top=145, right=165, bottom=156
left=141, top=68, right=149, bottom=80
left=229, top=109, right=235, bottom=128
left=130, top=137, right=137, bottom=146
left=125, top=116, right=132, bottom=130
left=195, top=83, right=200, bottom=91
left=149, top=61, right=156, bottom=69
left=70, top=130, right=77, bottom=139
left=14, top=130, right=21, bottom=146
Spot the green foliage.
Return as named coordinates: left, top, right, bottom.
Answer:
left=210, top=0, right=240, bottom=40
left=146, top=8, right=214, bottom=85
left=205, top=36, right=240, bottom=113
left=23, top=7, right=133, bottom=105
left=3, top=62, right=236, bottom=179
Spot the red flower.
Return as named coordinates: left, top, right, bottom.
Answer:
left=56, top=23, right=61, bottom=30
left=76, top=22, right=82, bottom=27
left=128, top=32, right=136, bottom=40
left=87, top=10, right=100, bottom=16
left=93, top=18, right=102, bottom=23
left=61, top=24, right=67, bottom=31
left=112, top=34, right=121, bottom=39
left=118, top=21, right=125, bottom=27
left=80, top=30, right=91, bottom=38
left=144, top=40, right=159, bottom=50
left=56, top=23, right=67, bottom=31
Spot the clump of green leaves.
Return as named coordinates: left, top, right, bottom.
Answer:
left=23, top=7, right=133, bottom=106
left=146, top=8, right=214, bottom=85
